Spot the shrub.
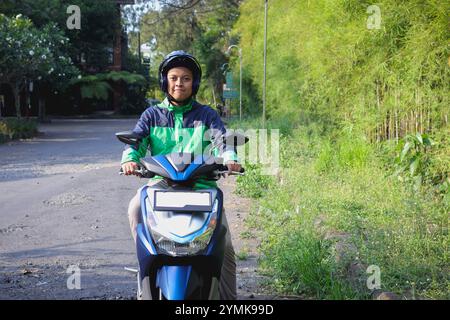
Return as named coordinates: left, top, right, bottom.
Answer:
left=241, top=121, right=448, bottom=299
left=0, top=118, right=38, bottom=142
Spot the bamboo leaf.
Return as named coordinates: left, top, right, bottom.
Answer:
left=409, top=156, right=420, bottom=176
left=422, top=135, right=434, bottom=146
left=400, top=141, right=411, bottom=162
left=416, top=133, right=423, bottom=144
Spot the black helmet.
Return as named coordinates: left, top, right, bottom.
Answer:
left=158, top=50, right=202, bottom=96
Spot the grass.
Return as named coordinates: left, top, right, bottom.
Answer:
left=235, top=163, right=275, bottom=198
left=236, top=248, right=250, bottom=261
left=230, top=117, right=449, bottom=299
left=240, top=230, right=254, bottom=239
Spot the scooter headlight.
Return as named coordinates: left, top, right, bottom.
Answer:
left=146, top=200, right=219, bottom=256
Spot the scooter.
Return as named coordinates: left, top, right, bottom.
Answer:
left=116, top=131, right=247, bottom=300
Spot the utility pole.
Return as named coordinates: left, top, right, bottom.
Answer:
left=238, top=47, right=242, bottom=121
left=262, top=0, right=268, bottom=128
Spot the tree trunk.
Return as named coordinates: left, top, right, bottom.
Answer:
left=13, top=82, right=21, bottom=118
left=415, top=110, right=418, bottom=133
left=211, top=82, right=217, bottom=108
left=38, top=96, right=46, bottom=122
left=419, top=107, right=423, bottom=134
left=395, top=109, right=398, bottom=143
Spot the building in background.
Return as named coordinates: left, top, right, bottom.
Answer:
left=107, top=0, right=136, bottom=114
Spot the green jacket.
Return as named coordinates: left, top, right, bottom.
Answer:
left=121, top=98, right=239, bottom=189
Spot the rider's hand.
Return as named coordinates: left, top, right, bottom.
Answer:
left=122, top=162, right=140, bottom=176
left=225, top=161, right=241, bottom=173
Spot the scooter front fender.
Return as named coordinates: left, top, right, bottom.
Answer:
left=156, top=265, right=192, bottom=300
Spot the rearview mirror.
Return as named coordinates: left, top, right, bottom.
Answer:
left=115, top=131, right=142, bottom=148
left=224, top=131, right=249, bottom=147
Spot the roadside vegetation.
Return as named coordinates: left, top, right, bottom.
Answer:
left=0, top=118, right=38, bottom=143
left=230, top=117, right=448, bottom=299
left=229, top=0, right=449, bottom=300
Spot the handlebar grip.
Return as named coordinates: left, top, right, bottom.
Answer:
left=219, top=165, right=245, bottom=173
left=120, top=166, right=156, bottom=178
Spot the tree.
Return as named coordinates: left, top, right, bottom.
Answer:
left=70, top=71, right=147, bottom=101
left=125, top=0, right=241, bottom=104
left=0, top=0, right=119, bottom=73
left=0, top=14, right=79, bottom=117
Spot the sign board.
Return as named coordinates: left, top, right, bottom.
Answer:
left=223, top=90, right=239, bottom=99
left=223, top=84, right=239, bottom=99
left=225, top=72, right=234, bottom=88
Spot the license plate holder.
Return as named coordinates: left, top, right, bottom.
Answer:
left=153, top=190, right=213, bottom=212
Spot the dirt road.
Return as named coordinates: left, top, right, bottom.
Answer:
left=0, top=119, right=272, bottom=300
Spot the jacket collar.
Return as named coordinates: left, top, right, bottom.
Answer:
left=160, top=97, right=193, bottom=113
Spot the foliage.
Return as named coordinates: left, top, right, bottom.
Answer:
left=231, top=114, right=448, bottom=299
left=133, top=0, right=241, bottom=105
left=230, top=3, right=449, bottom=299
left=70, top=71, right=147, bottom=101
left=235, top=163, right=275, bottom=198
left=315, top=125, right=373, bottom=173
left=233, top=0, right=449, bottom=133
left=395, top=133, right=434, bottom=189
left=0, top=118, right=38, bottom=142
left=0, top=13, right=79, bottom=116
left=0, top=0, right=119, bottom=71
left=0, top=0, right=126, bottom=116
left=0, top=14, right=80, bottom=117
left=121, top=52, right=153, bottom=114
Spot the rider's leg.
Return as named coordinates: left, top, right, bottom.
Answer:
left=127, top=180, right=162, bottom=242
left=219, top=208, right=237, bottom=300
left=127, top=191, right=140, bottom=243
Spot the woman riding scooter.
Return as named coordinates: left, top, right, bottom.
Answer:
left=120, top=50, right=240, bottom=300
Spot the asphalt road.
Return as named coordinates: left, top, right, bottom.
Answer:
left=0, top=118, right=282, bottom=300
left=0, top=119, right=145, bottom=299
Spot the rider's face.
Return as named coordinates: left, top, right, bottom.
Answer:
left=167, top=67, right=193, bottom=104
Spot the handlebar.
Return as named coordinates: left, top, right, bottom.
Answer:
left=119, top=166, right=155, bottom=178
left=119, top=165, right=245, bottom=178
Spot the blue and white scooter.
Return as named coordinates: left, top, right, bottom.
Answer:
left=116, top=131, right=247, bottom=300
